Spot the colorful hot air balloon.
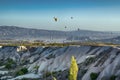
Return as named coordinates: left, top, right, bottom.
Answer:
left=53, top=17, right=58, bottom=22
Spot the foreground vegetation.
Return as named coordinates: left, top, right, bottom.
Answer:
left=0, top=55, right=118, bottom=80
left=0, top=40, right=120, bottom=47
left=0, top=42, right=119, bottom=80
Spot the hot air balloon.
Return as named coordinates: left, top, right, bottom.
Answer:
left=65, top=26, right=67, bottom=29
left=71, top=17, right=73, bottom=19
left=78, top=28, right=80, bottom=31
left=53, top=17, right=58, bottom=22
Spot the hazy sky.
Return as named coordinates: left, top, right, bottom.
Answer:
left=0, top=0, right=120, bottom=31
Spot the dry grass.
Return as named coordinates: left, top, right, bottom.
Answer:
left=0, top=41, right=120, bottom=47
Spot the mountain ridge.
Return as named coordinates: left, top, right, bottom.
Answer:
left=0, top=46, right=120, bottom=80
left=0, top=26, right=120, bottom=42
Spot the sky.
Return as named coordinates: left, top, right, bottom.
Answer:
left=0, top=0, right=120, bottom=31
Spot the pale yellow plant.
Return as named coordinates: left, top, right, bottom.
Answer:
left=69, top=56, right=78, bottom=80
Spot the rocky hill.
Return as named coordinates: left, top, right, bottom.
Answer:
left=0, top=26, right=119, bottom=42
left=0, top=45, right=120, bottom=80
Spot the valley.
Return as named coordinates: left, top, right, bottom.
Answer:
left=0, top=45, right=120, bottom=80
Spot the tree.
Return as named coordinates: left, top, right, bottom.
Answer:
left=5, top=58, right=16, bottom=69
left=5, top=63, right=12, bottom=69
left=90, top=73, right=99, bottom=80
left=69, top=56, right=78, bottom=80
left=16, top=67, right=28, bottom=76
left=110, top=75, right=116, bottom=80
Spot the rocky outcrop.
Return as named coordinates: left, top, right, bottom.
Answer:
left=0, top=46, right=120, bottom=80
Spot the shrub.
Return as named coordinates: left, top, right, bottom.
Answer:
left=85, top=57, right=95, bottom=66
left=0, top=60, right=3, bottom=66
left=22, top=79, right=39, bottom=80
left=5, top=58, right=16, bottom=69
left=16, top=71, right=24, bottom=76
left=5, top=63, right=12, bottom=69
left=90, top=72, right=99, bottom=80
left=81, top=69, right=87, bottom=76
left=110, top=75, right=117, bottom=80
left=46, top=54, right=55, bottom=59
left=34, top=66, right=39, bottom=70
left=52, top=71, right=57, bottom=75
left=7, top=58, right=15, bottom=64
left=16, top=67, right=28, bottom=76
left=22, top=79, right=29, bottom=80
left=43, top=72, right=51, bottom=78
left=20, top=68, right=28, bottom=74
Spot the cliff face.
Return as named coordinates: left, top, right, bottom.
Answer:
left=0, top=46, right=120, bottom=80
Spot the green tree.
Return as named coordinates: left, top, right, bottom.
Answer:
left=16, top=67, right=28, bottom=76
left=69, top=56, right=78, bottom=80
left=5, top=58, right=16, bottom=69
left=90, top=72, right=99, bottom=80
left=5, top=63, right=12, bottom=69
left=110, top=75, right=116, bottom=80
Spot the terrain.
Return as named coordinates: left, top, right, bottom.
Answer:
left=0, top=26, right=120, bottom=43
left=0, top=45, right=120, bottom=80
left=0, top=26, right=120, bottom=80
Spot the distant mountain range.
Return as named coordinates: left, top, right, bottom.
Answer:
left=97, top=36, right=120, bottom=44
left=0, top=26, right=66, bottom=40
left=0, top=26, right=120, bottom=42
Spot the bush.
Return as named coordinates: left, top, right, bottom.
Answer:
left=81, top=69, right=87, bottom=76
left=46, top=54, right=55, bottom=59
left=85, top=57, right=95, bottom=66
left=5, top=63, right=12, bottom=69
left=34, top=66, right=39, bottom=70
left=16, top=67, right=28, bottom=76
left=16, top=71, right=24, bottom=76
left=22, top=79, right=29, bottom=80
left=90, top=72, right=99, bottom=80
left=20, top=68, right=28, bottom=74
left=43, top=72, right=51, bottom=78
left=110, top=75, right=116, bottom=80
left=21, top=78, right=40, bottom=80
left=5, top=58, right=16, bottom=69
left=7, top=58, right=15, bottom=64
left=0, top=60, right=3, bottom=66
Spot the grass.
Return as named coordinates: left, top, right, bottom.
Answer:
left=0, top=40, right=120, bottom=47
